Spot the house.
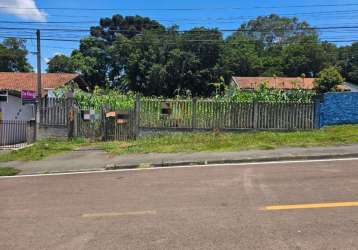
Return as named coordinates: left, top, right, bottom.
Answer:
left=0, top=73, right=86, bottom=121
left=231, top=76, right=350, bottom=92
left=231, top=76, right=316, bottom=91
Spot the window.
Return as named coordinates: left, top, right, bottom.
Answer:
left=0, top=90, right=8, bottom=102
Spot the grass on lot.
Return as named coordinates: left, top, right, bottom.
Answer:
left=101, top=125, right=358, bottom=155
left=0, top=167, right=21, bottom=176
left=0, top=138, right=88, bottom=162
left=1, top=125, right=358, bottom=162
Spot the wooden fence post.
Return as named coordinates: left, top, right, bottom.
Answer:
left=253, top=102, right=259, bottom=129
left=26, top=120, right=36, bottom=144
left=313, top=95, right=322, bottom=129
left=135, top=94, right=141, bottom=138
left=192, top=97, right=197, bottom=130
left=101, top=107, right=106, bottom=141
left=66, top=93, right=75, bottom=139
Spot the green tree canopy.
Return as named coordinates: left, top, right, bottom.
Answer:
left=236, top=14, right=317, bottom=47
left=47, top=54, right=75, bottom=73
left=0, top=38, right=32, bottom=72
left=338, top=42, right=358, bottom=83
left=47, top=14, right=348, bottom=96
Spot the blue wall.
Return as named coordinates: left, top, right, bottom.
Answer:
left=319, top=92, right=358, bottom=127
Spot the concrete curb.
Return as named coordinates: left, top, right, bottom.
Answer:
left=105, top=153, right=358, bottom=170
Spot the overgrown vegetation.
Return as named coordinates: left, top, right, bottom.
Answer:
left=54, top=83, right=315, bottom=111
left=225, top=84, right=315, bottom=103
left=101, top=125, right=358, bottom=155
left=74, top=87, right=136, bottom=109
left=0, top=167, right=21, bottom=176
left=0, top=138, right=88, bottom=162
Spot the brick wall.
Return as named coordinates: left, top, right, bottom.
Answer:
left=319, top=92, right=358, bottom=127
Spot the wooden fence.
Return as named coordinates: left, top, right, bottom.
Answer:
left=38, top=97, right=316, bottom=142
left=140, top=99, right=316, bottom=130
left=40, top=98, right=67, bottom=126
left=0, top=120, right=28, bottom=148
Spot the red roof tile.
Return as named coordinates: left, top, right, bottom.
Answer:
left=0, top=72, right=80, bottom=93
left=232, top=77, right=316, bottom=90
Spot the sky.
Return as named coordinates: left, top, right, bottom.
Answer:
left=1, top=0, right=358, bottom=71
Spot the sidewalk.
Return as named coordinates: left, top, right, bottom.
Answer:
left=2, top=144, right=358, bottom=175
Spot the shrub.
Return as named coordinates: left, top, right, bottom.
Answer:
left=315, top=66, right=344, bottom=93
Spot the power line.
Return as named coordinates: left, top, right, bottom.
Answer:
left=2, top=25, right=358, bottom=34
left=1, top=3, right=358, bottom=11
left=2, top=9, right=358, bottom=24
left=1, top=34, right=357, bottom=45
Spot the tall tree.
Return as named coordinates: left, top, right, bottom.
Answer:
left=338, top=42, right=358, bottom=83
left=222, top=34, right=263, bottom=77
left=47, top=54, right=75, bottom=73
left=0, top=38, right=32, bottom=72
left=225, top=15, right=336, bottom=78
left=74, top=15, right=165, bottom=89
left=237, top=14, right=316, bottom=47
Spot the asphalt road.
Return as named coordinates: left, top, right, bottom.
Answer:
left=1, top=159, right=358, bottom=250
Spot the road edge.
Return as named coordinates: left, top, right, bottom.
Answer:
left=104, top=152, right=358, bottom=170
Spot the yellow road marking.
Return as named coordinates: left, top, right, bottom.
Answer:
left=263, top=202, right=358, bottom=211
left=82, top=210, right=156, bottom=218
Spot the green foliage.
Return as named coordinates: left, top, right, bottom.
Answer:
left=74, top=87, right=135, bottom=110
left=47, top=54, right=75, bottom=73
left=41, top=14, right=351, bottom=96
left=0, top=167, right=21, bottom=176
left=237, top=14, right=316, bottom=47
left=338, top=42, right=358, bottom=84
left=225, top=83, right=314, bottom=103
left=55, top=81, right=314, bottom=112
left=315, top=66, right=345, bottom=93
left=0, top=38, right=33, bottom=72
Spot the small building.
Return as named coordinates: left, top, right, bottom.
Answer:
left=231, top=76, right=350, bottom=92
left=231, top=76, right=316, bottom=91
left=0, top=72, right=86, bottom=121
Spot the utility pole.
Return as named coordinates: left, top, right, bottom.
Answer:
left=35, top=29, right=42, bottom=140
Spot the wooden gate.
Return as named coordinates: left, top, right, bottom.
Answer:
left=76, top=108, right=137, bottom=141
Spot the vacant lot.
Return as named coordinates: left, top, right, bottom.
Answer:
left=102, top=125, right=358, bottom=155
left=1, top=125, right=358, bottom=166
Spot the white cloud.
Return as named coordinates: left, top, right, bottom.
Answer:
left=53, top=52, right=64, bottom=56
left=1, top=0, right=47, bottom=21
left=45, top=52, right=64, bottom=63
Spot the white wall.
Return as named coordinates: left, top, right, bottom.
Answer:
left=0, top=95, right=35, bottom=121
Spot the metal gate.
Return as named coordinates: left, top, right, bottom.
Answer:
left=0, top=120, right=28, bottom=148
left=103, top=109, right=137, bottom=141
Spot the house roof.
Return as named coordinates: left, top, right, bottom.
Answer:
left=232, top=76, right=316, bottom=90
left=0, top=72, right=80, bottom=93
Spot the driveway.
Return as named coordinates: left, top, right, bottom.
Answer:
left=1, top=158, right=358, bottom=249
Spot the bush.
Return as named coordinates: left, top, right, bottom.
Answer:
left=315, top=66, right=344, bottom=93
